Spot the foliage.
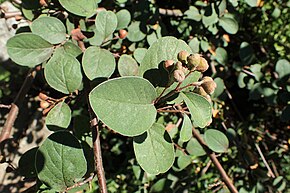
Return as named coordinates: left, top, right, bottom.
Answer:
left=1, top=0, right=289, bottom=192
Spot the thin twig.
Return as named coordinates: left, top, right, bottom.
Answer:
left=66, top=173, right=95, bottom=191
left=3, top=11, right=22, bottom=19
left=201, top=160, right=212, bottom=175
left=157, top=109, right=190, bottom=114
left=156, top=71, right=194, bottom=104
left=176, top=81, right=201, bottom=92
left=0, top=68, right=37, bottom=142
left=0, top=104, right=11, bottom=109
left=174, top=143, right=188, bottom=155
left=254, top=143, right=275, bottom=178
left=192, top=127, right=238, bottom=193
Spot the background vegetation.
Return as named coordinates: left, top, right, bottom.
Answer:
left=0, top=0, right=289, bottom=192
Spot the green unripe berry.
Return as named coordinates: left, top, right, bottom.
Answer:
left=173, top=69, right=185, bottom=83
left=175, top=61, right=183, bottom=70
left=187, top=54, right=200, bottom=70
left=177, top=50, right=189, bottom=63
left=187, top=54, right=209, bottom=72
left=201, top=76, right=217, bottom=95
left=196, top=57, right=209, bottom=72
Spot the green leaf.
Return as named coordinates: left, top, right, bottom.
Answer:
left=6, top=33, right=54, bottom=67
left=188, top=37, right=200, bottom=53
left=215, top=47, right=228, bottom=65
left=133, top=123, right=175, bottom=175
left=204, top=129, right=229, bottom=153
left=245, top=0, right=258, bottom=7
left=61, top=42, right=82, bottom=58
left=180, top=114, right=192, bottom=142
left=140, top=36, right=191, bottom=75
left=116, top=9, right=131, bottom=30
left=36, top=131, right=87, bottom=192
left=184, top=6, right=201, bottom=21
left=118, top=54, right=139, bottom=76
left=82, top=46, right=116, bottom=80
left=133, top=48, right=147, bottom=64
left=149, top=178, right=172, bottom=192
left=59, top=0, right=97, bottom=17
left=186, top=137, right=206, bottom=156
left=31, top=16, right=66, bottom=44
left=175, top=149, right=192, bottom=170
left=127, top=21, right=146, bottom=42
left=212, top=77, right=225, bottom=98
left=219, top=15, right=239, bottom=34
left=239, top=42, right=255, bottom=65
left=89, top=77, right=157, bottom=136
left=202, top=4, right=219, bottom=27
left=181, top=92, right=212, bottom=128
left=44, top=48, right=83, bottom=94
left=46, top=101, right=71, bottom=130
left=275, top=59, right=290, bottom=79
left=94, top=10, right=118, bottom=45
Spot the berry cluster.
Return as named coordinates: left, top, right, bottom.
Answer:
left=163, top=50, right=217, bottom=100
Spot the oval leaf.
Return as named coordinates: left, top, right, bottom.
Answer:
left=140, top=36, right=191, bottom=75
left=180, top=114, right=192, bottom=142
left=89, top=77, right=157, bottom=136
left=31, top=16, right=66, bottom=44
left=275, top=59, right=290, bottom=79
left=46, top=101, right=71, bottom=130
left=133, top=48, right=147, bottom=64
left=127, top=21, right=146, bottom=42
left=44, top=48, right=83, bottom=94
left=6, top=33, right=54, bottom=67
left=204, top=129, right=229, bottom=153
left=186, top=137, right=206, bottom=157
left=60, top=42, right=82, bottom=58
left=82, top=46, right=116, bottom=80
left=239, top=42, right=255, bottom=65
left=215, top=47, right=228, bottom=65
left=118, top=54, right=139, bottom=76
left=181, top=92, right=212, bottom=128
left=59, top=0, right=97, bottom=17
left=219, top=16, right=239, bottom=34
left=116, top=9, right=131, bottom=30
left=94, top=10, right=118, bottom=45
left=133, top=123, right=175, bottom=175
left=36, top=131, right=87, bottom=192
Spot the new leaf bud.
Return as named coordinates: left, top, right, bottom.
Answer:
left=173, top=69, right=185, bottom=82
left=177, top=50, right=189, bottom=63
left=201, top=76, right=217, bottom=95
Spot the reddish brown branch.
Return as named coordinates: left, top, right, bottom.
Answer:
left=81, top=36, right=107, bottom=192
left=0, top=68, right=37, bottom=143
left=192, top=127, right=238, bottom=193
